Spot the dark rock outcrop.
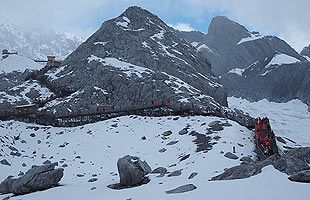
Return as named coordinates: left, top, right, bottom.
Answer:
left=11, top=162, right=64, bottom=195
left=181, top=16, right=310, bottom=110
left=151, top=167, right=167, bottom=174
left=167, top=169, right=182, bottom=177
left=178, top=128, right=188, bottom=135
left=289, top=170, right=310, bottom=183
left=117, top=155, right=151, bottom=187
left=188, top=172, right=198, bottom=179
left=208, top=121, right=224, bottom=131
left=211, top=147, right=310, bottom=181
left=224, top=152, right=239, bottom=160
left=240, top=156, right=254, bottom=164
left=0, top=176, right=16, bottom=194
left=301, top=44, right=310, bottom=58
left=165, top=184, right=197, bottom=194
left=0, top=159, right=11, bottom=166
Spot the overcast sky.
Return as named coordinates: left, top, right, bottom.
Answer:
left=0, top=0, right=309, bottom=51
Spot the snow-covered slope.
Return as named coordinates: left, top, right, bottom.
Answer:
left=0, top=54, right=55, bottom=108
left=0, top=20, right=82, bottom=60
left=1, top=113, right=309, bottom=199
left=228, top=97, right=310, bottom=148
left=0, top=54, right=42, bottom=73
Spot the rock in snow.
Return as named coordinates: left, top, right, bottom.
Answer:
left=288, top=170, right=310, bottom=183
left=224, top=152, right=239, bottom=160
left=211, top=147, right=310, bottom=181
left=165, top=184, right=197, bottom=194
left=117, top=155, right=151, bottom=187
left=11, top=162, right=64, bottom=195
left=0, top=176, right=16, bottom=194
left=0, top=159, right=11, bottom=166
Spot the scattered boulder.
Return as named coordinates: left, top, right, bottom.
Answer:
left=208, top=121, right=224, bottom=131
left=168, top=169, right=182, bottom=177
left=165, top=184, right=197, bottom=194
left=18, top=171, right=24, bottom=177
left=240, top=156, right=254, bottom=164
left=179, top=154, right=190, bottom=162
left=43, top=160, right=52, bottom=165
left=224, top=152, right=239, bottom=160
left=8, top=146, right=18, bottom=151
left=88, top=178, right=98, bottom=182
left=162, top=131, right=172, bottom=137
left=158, top=148, right=166, bottom=153
left=276, top=136, right=286, bottom=144
left=0, top=176, right=17, bottom=194
left=190, top=131, right=213, bottom=153
left=11, top=162, right=64, bottom=195
left=178, top=128, right=188, bottom=135
left=151, top=167, right=167, bottom=174
left=10, top=151, right=21, bottom=157
left=167, top=141, right=178, bottom=145
left=188, top=172, right=198, bottom=179
left=0, top=159, right=11, bottom=166
left=116, top=155, right=151, bottom=187
left=141, top=136, right=146, bottom=140
left=61, top=164, right=68, bottom=168
left=288, top=170, right=310, bottom=183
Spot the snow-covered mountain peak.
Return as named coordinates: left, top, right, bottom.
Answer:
left=0, top=19, right=82, bottom=60
left=34, top=7, right=242, bottom=120
left=301, top=44, right=310, bottom=61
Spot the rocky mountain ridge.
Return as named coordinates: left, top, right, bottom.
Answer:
left=181, top=16, right=310, bottom=110
left=181, top=16, right=305, bottom=75
left=42, top=7, right=228, bottom=114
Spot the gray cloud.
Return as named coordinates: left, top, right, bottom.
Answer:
left=1, top=0, right=309, bottom=51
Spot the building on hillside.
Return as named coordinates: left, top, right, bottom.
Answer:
left=2, top=49, right=18, bottom=59
left=46, top=55, right=62, bottom=67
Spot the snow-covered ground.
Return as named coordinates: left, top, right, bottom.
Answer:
left=229, top=97, right=310, bottom=148
left=237, top=32, right=265, bottom=45
left=1, top=98, right=310, bottom=199
left=0, top=54, right=42, bottom=73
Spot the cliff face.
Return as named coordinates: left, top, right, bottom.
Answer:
left=45, top=6, right=228, bottom=114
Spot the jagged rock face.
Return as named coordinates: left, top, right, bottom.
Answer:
left=289, top=170, right=310, bottom=183
left=301, top=45, right=310, bottom=58
left=181, top=16, right=310, bottom=109
left=181, top=16, right=305, bottom=75
left=0, top=176, right=16, bottom=194
left=45, top=6, right=228, bottom=114
left=11, top=162, right=64, bottom=195
left=220, top=58, right=310, bottom=109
